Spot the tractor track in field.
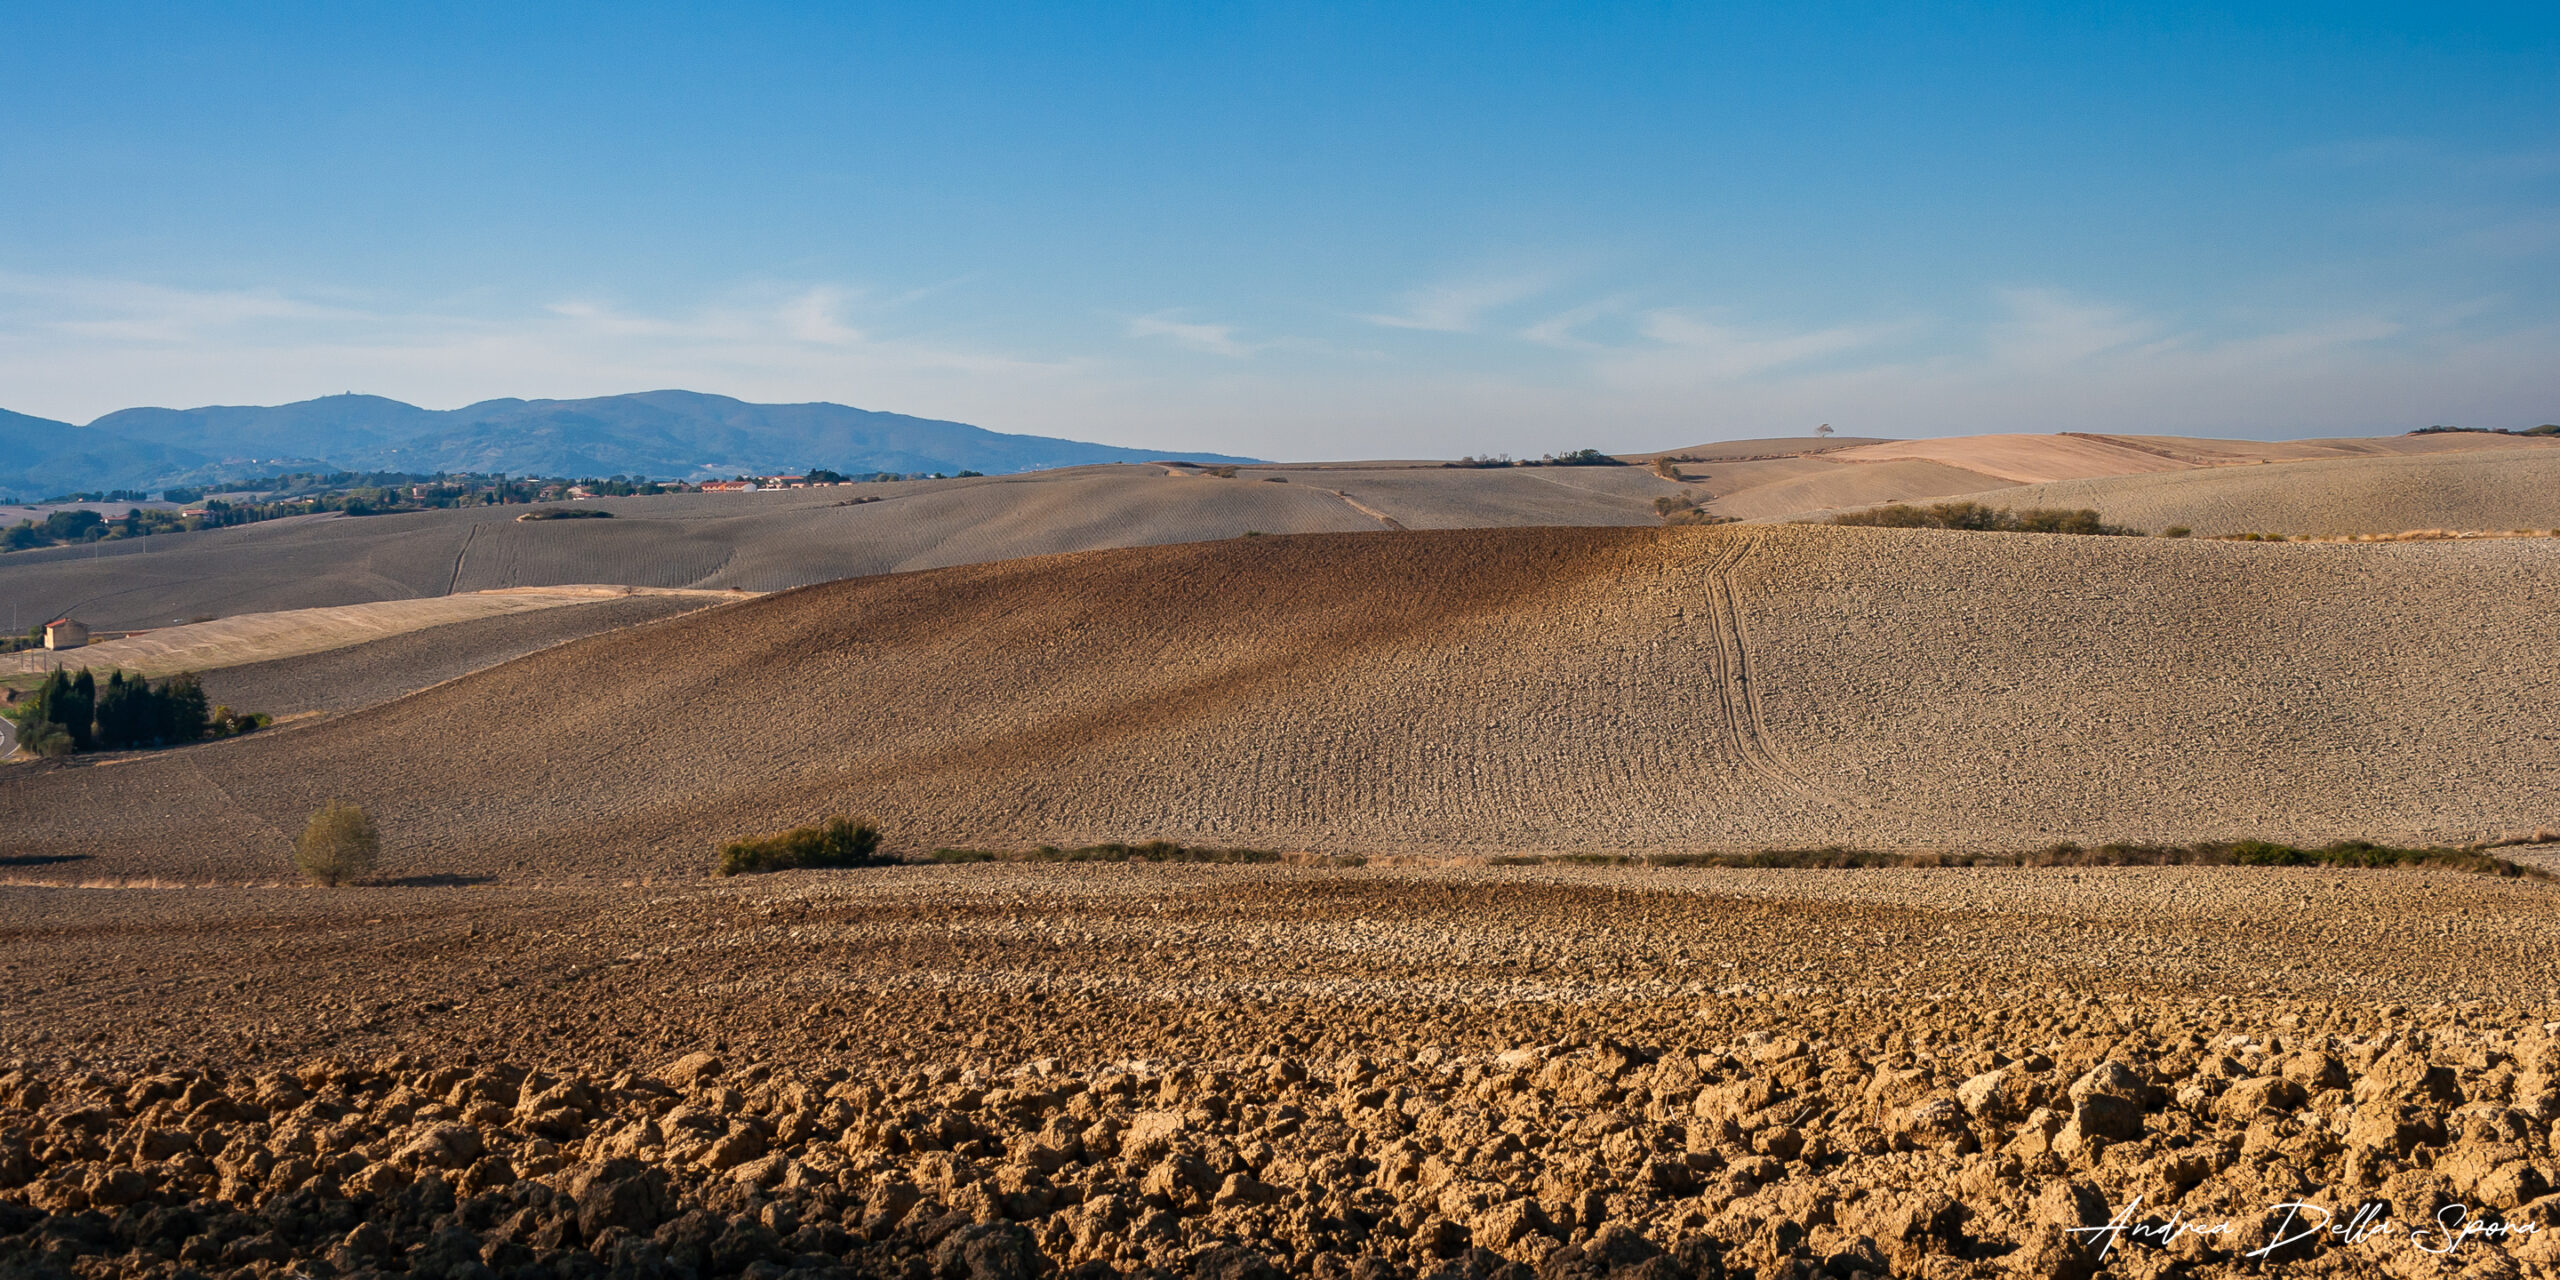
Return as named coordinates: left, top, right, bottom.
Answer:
left=1699, top=530, right=1831, bottom=807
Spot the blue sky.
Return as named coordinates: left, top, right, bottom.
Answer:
left=2, top=3, right=2553, bottom=458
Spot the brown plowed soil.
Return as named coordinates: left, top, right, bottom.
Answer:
left=191, top=594, right=739, bottom=719
left=3, top=525, right=2553, bottom=883
left=3, top=863, right=2557, bottom=1279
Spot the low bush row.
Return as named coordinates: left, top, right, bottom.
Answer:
left=1491, top=839, right=2546, bottom=877
left=934, top=841, right=1289, bottom=865
left=711, top=817, right=885, bottom=876
left=1829, top=500, right=2141, bottom=535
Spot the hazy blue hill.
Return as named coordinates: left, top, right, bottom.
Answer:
left=0, top=410, right=213, bottom=499
left=0, top=392, right=1254, bottom=496
left=0, top=409, right=78, bottom=471
left=414, top=390, right=1244, bottom=477
left=87, top=394, right=447, bottom=465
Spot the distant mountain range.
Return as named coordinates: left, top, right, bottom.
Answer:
left=0, top=391, right=1255, bottom=497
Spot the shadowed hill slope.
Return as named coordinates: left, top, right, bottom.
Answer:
left=0, top=465, right=1653, bottom=630
left=4, top=525, right=2553, bottom=881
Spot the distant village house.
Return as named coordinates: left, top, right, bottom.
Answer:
left=44, top=618, right=88, bottom=650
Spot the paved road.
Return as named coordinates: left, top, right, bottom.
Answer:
left=0, top=714, right=15, bottom=758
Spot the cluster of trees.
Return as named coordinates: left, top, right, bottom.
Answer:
left=2, top=496, right=388, bottom=551
left=10, top=667, right=266, bottom=757
left=1444, top=448, right=1625, bottom=469
left=800, top=468, right=978, bottom=483
left=4, top=509, right=130, bottom=550
left=1829, top=500, right=2142, bottom=535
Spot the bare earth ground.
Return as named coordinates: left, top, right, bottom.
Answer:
left=4, top=452, right=2558, bottom=1280
left=3, top=525, right=2553, bottom=881
left=8, top=434, right=2555, bottom=631
left=189, top=596, right=742, bottom=720
left=2, top=864, right=2558, bottom=1279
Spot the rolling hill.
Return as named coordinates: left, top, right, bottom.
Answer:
left=4, top=524, right=2552, bottom=882
left=0, top=390, right=1255, bottom=497
left=7, top=431, right=2558, bottom=631
left=0, top=462, right=1658, bottom=630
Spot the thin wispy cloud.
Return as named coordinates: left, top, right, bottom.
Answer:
left=4, top=273, right=367, bottom=345
left=0, top=272, right=2548, bottom=457
left=1126, top=311, right=1256, bottom=357
left=1984, top=287, right=2157, bottom=367
left=1589, top=309, right=1908, bottom=389
left=1519, top=296, right=1631, bottom=350
left=1358, top=274, right=1553, bottom=333
left=0, top=276, right=1074, bottom=424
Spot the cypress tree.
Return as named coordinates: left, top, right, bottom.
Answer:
left=27, top=669, right=68, bottom=731
left=158, top=673, right=210, bottom=743
left=95, top=670, right=132, bottom=749
left=62, top=669, right=96, bottom=751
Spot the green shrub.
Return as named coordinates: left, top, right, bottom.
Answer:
left=931, top=848, right=998, bottom=863
left=17, top=719, right=72, bottom=758
left=1653, top=493, right=1734, bottom=527
left=713, top=816, right=885, bottom=875
left=515, top=507, right=614, bottom=521
left=295, top=801, right=380, bottom=887
left=2163, top=526, right=2192, bottom=538
left=208, top=705, right=272, bottom=738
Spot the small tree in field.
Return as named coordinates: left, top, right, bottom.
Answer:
left=295, top=802, right=380, bottom=887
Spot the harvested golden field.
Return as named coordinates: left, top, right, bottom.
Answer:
left=1940, top=450, right=2560, bottom=539
left=1723, top=433, right=2560, bottom=530
left=0, top=588, right=742, bottom=683
left=1817, top=431, right=2557, bottom=485
left=2, top=862, right=2557, bottom=1279
left=3, top=524, right=2552, bottom=883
